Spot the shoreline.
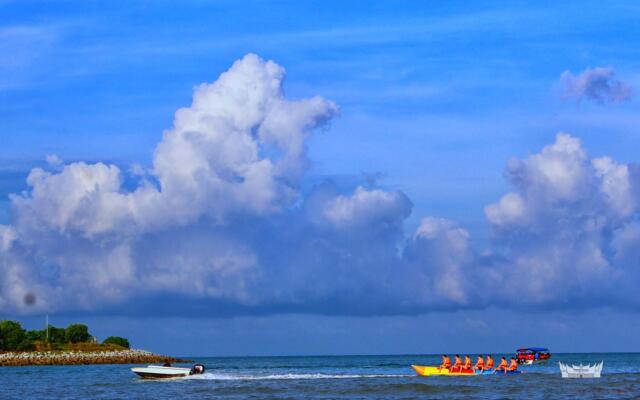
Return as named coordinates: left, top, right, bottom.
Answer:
left=0, top=349, right=188, bottom=367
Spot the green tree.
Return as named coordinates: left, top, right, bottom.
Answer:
left=103, top=336, right=130, bottom=349
left=47, top=325, right=66, bottom=344
left=25, top=329, right=46, bottom=342
left=15, top=338, right=34, bottom=351
left=65, top=324, right=91, bottom=343
left=0, top=320, right=26, bottom=351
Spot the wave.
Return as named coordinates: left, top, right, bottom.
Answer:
left=186, top=372, right=413, bottom=381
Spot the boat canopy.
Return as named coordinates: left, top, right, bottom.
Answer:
left=517, top=347, right=549, bottom=353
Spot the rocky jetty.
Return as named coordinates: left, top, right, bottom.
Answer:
left=0, top=349, right=186, bottom=366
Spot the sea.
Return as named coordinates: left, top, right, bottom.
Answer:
left=2, top=353, right=639, bottom=399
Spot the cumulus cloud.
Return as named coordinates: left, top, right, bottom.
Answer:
left=402, top=217, right=476, bottom=307
left=485, top=133, right=640, bottom=306
left=0, top=54, right=340, bottom=313
left=1, top=54, right=640, bottom=317
left=45, top=154, right=63, bottom=168
left=560, top=67, right=632, bottom=104
left=152, top=54, right=338, bottom=225
left=10, top=54, right=338, bottom=239
left=321, top=186, right=411, bottom=230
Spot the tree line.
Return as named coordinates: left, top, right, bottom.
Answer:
left=0, top=320, right=130, bottom=351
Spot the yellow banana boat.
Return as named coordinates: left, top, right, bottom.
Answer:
left=411, top=365, right=477, bottom=376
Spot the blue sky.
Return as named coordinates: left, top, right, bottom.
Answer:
left=2, top=0, right=640, bottom=235
left=2, top=1, right=640, bottom=355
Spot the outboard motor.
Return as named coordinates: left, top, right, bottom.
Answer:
left=190, top=364, right=205, bottom=375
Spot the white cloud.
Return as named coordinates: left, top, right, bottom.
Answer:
left=404, top=217, right=475, bottom=305
left=485, top=192, right=526, bottom=227
left=505, top=133, right=589, bottom=203
left=0, top=54, right=340, bottom=313
left=1, top=54, right=640, bottom=316
left=0, top=225, right=15, bottom=252
left=322, top=186, right=411, bottom=230
left=45, top=154, right=63, bottom=167
left=592, top=157, right=636, bottom=218
left=11, top=163, right=133, bottom=236
left=10, top=54, right=339, bottom=238
left=560, top=67, right=632, bottom=104
left=152, top=54, right=338, bottom=224
left=486, top=132, right=639, bottom=306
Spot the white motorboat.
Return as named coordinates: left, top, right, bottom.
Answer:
left=131, top=363, right=205, bottom=379
left=559, top=362, right=603, bottom=378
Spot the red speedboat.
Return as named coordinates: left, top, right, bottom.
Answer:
left=516, top=348, right=551, bottom=364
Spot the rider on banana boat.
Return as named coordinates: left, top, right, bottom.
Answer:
left=439, top=355, right=452, bottom=370
left=485, top=355, right=494, bottom=370
left=507, top=357, right=519, bottom=372
left=452, top=355, right=463, bottom=372
left=463, top=355, right=472, bottom=370
left=495, top=356, right=508, bottom=372
left=474, top=355, right=485, bottom=371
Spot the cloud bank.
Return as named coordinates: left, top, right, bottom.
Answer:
left=560, top=67, right=632, bottom=104
left=1, top=55, right=639, bottom=317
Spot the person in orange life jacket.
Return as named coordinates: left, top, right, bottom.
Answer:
left=507, top=357, right=519, bottom=372
left=463, top=355, right=472, bottom=370
left=474, top=355, right=485, bottom=371
left=440, top=355, right=452, bottom=370
left=495, top=356, right=508, bottom=371
left=485, top=355, right=495, bottom=370
left=452, top=355, right=463, bottom=372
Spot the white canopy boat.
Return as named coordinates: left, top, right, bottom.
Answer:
left=131, top=364, right=205, bottom=379
left=559, top=362, right=603, bottom=378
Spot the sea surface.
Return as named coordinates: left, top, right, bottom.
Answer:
left=2, top=353, right=640, bottom=399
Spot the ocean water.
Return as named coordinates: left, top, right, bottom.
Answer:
left=1, top=353, right=639, bottom=399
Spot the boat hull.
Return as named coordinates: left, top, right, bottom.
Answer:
left=492, top=370, right=522, bottom=375
left=131, top=366, right=192, bottom=379
left=411, top=365, right=475, bottom=376
left=133, top=371, right=190, bottom=379
left=411, top=365, right=522, bottom=376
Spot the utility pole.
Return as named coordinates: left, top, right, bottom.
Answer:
left=45, top=314, right=49, bottom=342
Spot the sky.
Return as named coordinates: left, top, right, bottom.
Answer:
left=1, top=0, right=640, bottom=356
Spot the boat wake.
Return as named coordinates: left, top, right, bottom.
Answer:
left=185, top=372, right=412, bottom=381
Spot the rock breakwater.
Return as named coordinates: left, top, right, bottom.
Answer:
left=0, top=349, right=186, bottom=366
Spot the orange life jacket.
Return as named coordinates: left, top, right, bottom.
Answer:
left=486, top=357, right=494, bottom=369
left=475, top=357, right=485, bottom=369
left=441, top=356, right=451, bottom=368
left=497, top=359, right=508, bottom=370
left=508, top=359, right=518, bottom=371
left=463, top=356, right=472, bottom=368
left=453, top=356, right=462, bottom=367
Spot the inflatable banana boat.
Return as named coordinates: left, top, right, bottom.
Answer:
left=411, top=365, right=521, bottom=376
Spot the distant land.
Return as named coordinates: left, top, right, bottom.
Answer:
left=0, top=320, right=182, bottom=366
